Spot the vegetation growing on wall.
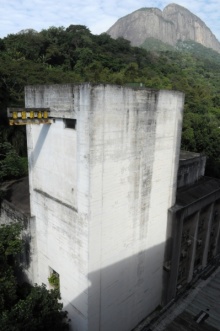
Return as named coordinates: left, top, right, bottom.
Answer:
left=0, top=25, right=220, bottom=177
left=48, top=270, right=60, bottom=290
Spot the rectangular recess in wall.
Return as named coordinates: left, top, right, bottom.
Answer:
left=64, top=119, right=77, bottom=130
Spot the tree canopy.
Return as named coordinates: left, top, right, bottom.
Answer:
left=0, top=25, right=220, bottom=176
left=0, top=223, right=69, bottom=331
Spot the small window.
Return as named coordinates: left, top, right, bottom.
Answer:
left=64, top=119, right=77, bottom=130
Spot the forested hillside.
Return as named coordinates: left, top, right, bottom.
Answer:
left=1, top=25, right=220, bottom=177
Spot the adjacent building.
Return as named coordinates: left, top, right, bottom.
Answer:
left=164, top=151, right=220, bottom=304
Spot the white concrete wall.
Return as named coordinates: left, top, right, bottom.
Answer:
left=84, top=85, right=184, bottom=331
left=25, top=84, right=184, bottom=331
left=25, top=84, right=76, bottom=119
left=26, top=85, right=91, bottom=331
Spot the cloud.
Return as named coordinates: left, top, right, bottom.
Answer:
left=0, top=0, right=219, bottom=40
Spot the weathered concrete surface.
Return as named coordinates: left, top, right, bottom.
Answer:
left=25, top=83, right=184, bottom=331
left=178, top=151, right=206, bottom=188
left=25, top=84, right=77, bottom=119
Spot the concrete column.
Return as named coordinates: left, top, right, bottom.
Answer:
left=188, top=211, right=200, bottom=282
left=202, top=203, right=214, bottom=268
left=214, top=210, right=220, bottom=257
left=167, top=210, right=184, bottom=302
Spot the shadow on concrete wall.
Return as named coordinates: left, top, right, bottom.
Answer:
left=63, top=242, right=170, bottom=331
left=31, top=125, right=50, bottom=167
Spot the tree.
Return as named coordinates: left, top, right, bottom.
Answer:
left=0, top=223, right=69, bottom=330
left=1, top=25, right=220, bottom=177
left=0, top=223, right=22, bottom=311
left=0, top=142, right=27, bottom=182
left=1, top=284, right=69, bottom=331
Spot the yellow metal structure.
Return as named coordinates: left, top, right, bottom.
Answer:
left=21, top=111, right=26, bottom=119
left=7, top=108, right=53, bottom=125
left=12, top=112, right=18, bottom=119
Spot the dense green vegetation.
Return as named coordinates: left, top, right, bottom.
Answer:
left=1, top=25, right=220, bottom=176
left=141, top=37, right=175, bottom=51
left=0, top=223, right=69, bottom=330
left=0, top=142, right=27, bottom=182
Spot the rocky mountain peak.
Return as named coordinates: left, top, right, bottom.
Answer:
left=107, top=3, right=220, bottom=53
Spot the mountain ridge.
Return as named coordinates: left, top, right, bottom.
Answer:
left=107, top=3, right=220, bottom=54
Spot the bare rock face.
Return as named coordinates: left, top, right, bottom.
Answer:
left=163, top=4, right=220, bottom=52
left=107, top=8, right=176, bottom=47
left=107, top=3, right=220, bottom=53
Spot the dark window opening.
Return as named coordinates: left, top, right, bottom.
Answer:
left=64, top=119, right=77, bottom=130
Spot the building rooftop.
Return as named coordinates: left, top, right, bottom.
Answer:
left=175, top=177, right=220, bottom=208
left=152, top=267, right=220, bottom=331
left=1, top=177, right=30, bottom=215
left=180, top=150, right=202, bottom=161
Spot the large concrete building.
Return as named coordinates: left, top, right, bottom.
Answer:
left=2, top=83, right=220, bottom=330
left=16, top=83, right=184, bottom=331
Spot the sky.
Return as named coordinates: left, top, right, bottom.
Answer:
left=0, top=0, right=220, bottom=40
